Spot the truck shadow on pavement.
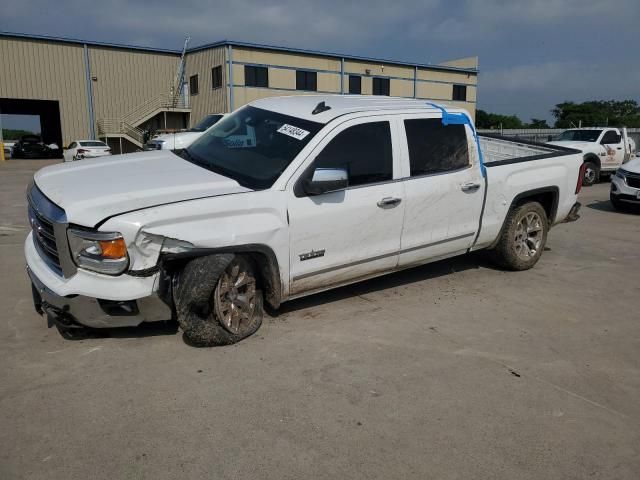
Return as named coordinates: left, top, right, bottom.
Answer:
left=586, top=199, right=640, bottom=215
left=270, top=251, right=494, bottom=317
left=57, top=251, right=495, bottom=343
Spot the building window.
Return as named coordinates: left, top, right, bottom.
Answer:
left=296, top=70, right=317, bottom=91
left=313, top=122, right=393, bottom=187
left=348, top=75, right=361, bottom=94
left=211, top=66, right=223, bottom=89
left=452, top=84, right=467, bottom=101
left=404, top=119, right=469, bottom=177
left=372, top=77, right=390, bottom=96
left=189, top=74, right=199, bottom=96
left=244, top=65, right=268, bottom=88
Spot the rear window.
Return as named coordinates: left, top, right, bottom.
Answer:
left=404, top=119, right=469, bottom=176
left=80, top=141, right=108, bottom=147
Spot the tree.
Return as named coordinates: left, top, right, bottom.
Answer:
left=551, top=100, right=640, bottom=128
left=475, top=109, right=524, bottom=129
left=527, top=118, right=550, bottom=128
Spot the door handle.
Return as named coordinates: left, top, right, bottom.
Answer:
left=461, top=182, right=481, bottom=192
left=616, top=147, right=622, bottom=150
left=377, top=197, right=402, bottom=208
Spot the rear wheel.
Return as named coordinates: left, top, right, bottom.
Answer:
left=175, top=254, right=264, bottom=347
left=492, top=202, right=548, bottom=271
left=582, top=160, right=599, bottom=186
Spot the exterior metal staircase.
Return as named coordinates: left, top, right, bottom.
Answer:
left=97, top=93, right=190, bottom=148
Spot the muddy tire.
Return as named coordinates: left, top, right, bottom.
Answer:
left=175, top=254, right=264, bottom=347
left=492, top=202, right=548, bottom=271
left=582, top=160, right=599, bottom=187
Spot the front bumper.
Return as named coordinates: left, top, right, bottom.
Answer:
left=611, top=175, right=640, bottom=204
left=25, top=233, right=171, bottom=329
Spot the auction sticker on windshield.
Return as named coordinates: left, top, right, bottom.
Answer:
left=277, top=124, right=310, bottom=140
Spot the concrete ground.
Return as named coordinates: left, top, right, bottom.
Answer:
left=1, top=159, right=639, bottom=479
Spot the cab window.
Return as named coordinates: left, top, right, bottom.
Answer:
left=312, top=122, right=393, bottom=187
left=601, top=131, right=621, bottom=144
left=404, top=119, right=469, bottom=176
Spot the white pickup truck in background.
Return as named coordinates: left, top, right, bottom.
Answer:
left=25, top=96, right=583, bottom=346
left=548, top=127, right=636, bottom=186
left=144, top=113, right=225, bottom=151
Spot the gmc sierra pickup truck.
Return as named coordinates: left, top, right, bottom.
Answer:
left=25, top=96, right=583, bottom=346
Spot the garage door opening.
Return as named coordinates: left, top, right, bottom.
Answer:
left=1, top=98, right=63, bottom=159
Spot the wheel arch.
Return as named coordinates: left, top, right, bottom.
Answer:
left=583, top=153, right=601, bottom=168
left=160, top=244, right=283, bottom=309
left=489, top=186, right=559, bottom=249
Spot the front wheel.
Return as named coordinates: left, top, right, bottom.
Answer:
left=175, top=254, right=264, bottom=347
left=492, top=202, right=549, bottom=271
left=582, top=161, right=599, bottom=186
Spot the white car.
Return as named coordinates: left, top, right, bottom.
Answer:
left=144, top=114, right=225, bottom=151
left=25, top=95, right=583, bottom=346
left=63, top=140, right=112, bottom=162
left=611, top=157, right=640, bottom=210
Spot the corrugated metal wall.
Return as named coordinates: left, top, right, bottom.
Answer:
left=88, top=46, right=180, bottom=119
left=0, top=37, right=89, bottom=145
left=184, top=47, right=227, bottom=126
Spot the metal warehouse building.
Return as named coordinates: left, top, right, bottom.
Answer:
left=0, top=32, right=478, bottom=154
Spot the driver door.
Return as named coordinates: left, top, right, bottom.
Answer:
left=287, top=118, right=405, bottom=296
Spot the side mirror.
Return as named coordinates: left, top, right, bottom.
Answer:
left=304, top=167, right=348, bottom=196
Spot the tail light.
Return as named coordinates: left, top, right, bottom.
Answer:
left=106, top=148, right=111, bottom=152
left=575, top=163, right=587, bottom=194
left=77, top=148, right=88, bottom=154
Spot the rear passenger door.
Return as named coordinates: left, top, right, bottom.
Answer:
left=287, top=118, right=405, bottom=296
left=397, top=115, right=485, bottom=267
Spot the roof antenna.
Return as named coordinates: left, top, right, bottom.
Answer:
left=312, top=101, right=331, bottom=115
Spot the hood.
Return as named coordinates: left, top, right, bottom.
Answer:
left=621, top=157, right=640, bottom=174
left=34, top=150, right=251, bottom=226
left=152, top=131, right=203, bottom=150
left=546, top=140, right=595, bottom=152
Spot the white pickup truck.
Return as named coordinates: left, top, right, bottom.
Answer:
left=144, top=113, right=225, bottom=151
left=548, top=127, right=636, bottom=186
left=25, top=96, right=583, bottom=346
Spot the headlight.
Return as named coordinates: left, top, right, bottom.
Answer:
left=616, top=169, right=628, bottom=179
left=67, top=229, right=129, bottom=275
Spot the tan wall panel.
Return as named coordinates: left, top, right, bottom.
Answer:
left=0, top=38, right=90, bottom=145
left=185, top=47, right=227, bottom=124
left=233, top=48, right=341, bottom=72
left=317, top=72, right=340, bottom=93
left=344, top=60, right=413, bottom=80
left=89, top=46, right=179, bottom=121
left=390, top=79, right=414, bottom=97
left=418, top=68, right=477, bottom=86
left=269, top=68, right=295, bottom=89
left=233, top=87, right=322, bottom=109
left=416, top=82, right=452, bottom=101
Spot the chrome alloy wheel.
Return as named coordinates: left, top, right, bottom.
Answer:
left=214, top=261, right=257, bottom=334
left=514, top=212, right=543, bottom=260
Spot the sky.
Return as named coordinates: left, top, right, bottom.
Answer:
left=1, top=0, right=639, bottom=123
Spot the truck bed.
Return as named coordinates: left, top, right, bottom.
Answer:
left=472, top=134, right=583, bottom=250
left=479, top=134, right=574, bottom=165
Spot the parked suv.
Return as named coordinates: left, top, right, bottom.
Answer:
left=611, top=158, right=640, bottom=210
left=26, top=96, right=583, bottom=346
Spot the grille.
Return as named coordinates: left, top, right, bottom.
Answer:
left=625, top=173, right=640, bottom=189
left=27, top=187, right=64, bottom=274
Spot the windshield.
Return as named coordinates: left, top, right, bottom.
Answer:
left=182, top=106, right=323, bottom=189
left=557, top=130, right=602, bottom=142
left=80, top=141, right=108, bottom=147
left=188, top=114, right=224, bottom=132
